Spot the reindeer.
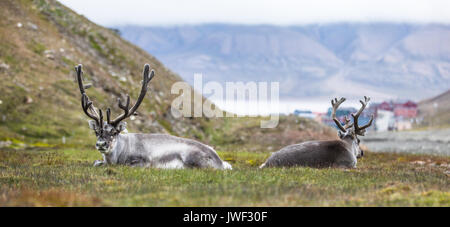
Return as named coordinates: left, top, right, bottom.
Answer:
left=75, top=64, right=232, bottom=170
left=260, top=97, right=373, bottom=169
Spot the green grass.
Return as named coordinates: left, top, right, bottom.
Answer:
left=0, top=0, right=448, bottom=207
left=28, top=40, right=46, bottom=55
left=0, top=147, right=448, bottom=206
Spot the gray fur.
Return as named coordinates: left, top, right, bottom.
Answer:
left=260, top=133, right=362, bottom=169
left=91, top=123, right=232, bottom=170
left=261, top=96, right=372, bottom=169
left=77, top=64, right=232, bottom=169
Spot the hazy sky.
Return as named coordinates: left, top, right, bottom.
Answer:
left=59, top=0, right=450, bottom=26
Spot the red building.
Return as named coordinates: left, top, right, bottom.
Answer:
left=372, top=100, right=417, bottom=118
left=393, top=101, right=418, bottom=118
left=378, top=101, right=393, bottom=111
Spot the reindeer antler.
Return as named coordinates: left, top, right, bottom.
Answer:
left=343, top=116, right=353, bottom=129
left=76, top=64, right=102, bottom=126
left=352, top=96, right=374, bottom=136
left=107, top=64, right=155, bottom=127
left=331, top=97, right=348, bottom=133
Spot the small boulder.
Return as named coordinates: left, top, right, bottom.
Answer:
left=411, top=160, right=426, bottom=165
left=0, top=62, right=10, bottom=71
left=27, top=22, right=38, bottom=30
left=24, top=96, right=33, bottom=104
left=0, top=141, right=12, bottom=148
left=44, top=50, right=55, bottom=60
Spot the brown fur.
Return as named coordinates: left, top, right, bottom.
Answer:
left=261, top=139, right=357, bottom=168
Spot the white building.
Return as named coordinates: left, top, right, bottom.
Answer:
left=375, top=110, right=395, bottom=132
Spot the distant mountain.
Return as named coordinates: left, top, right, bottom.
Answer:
left=118, top=23, right=450, bottom=102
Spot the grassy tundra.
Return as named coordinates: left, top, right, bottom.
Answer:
left=0, top=145, right=449, bottom=206
left=0, top=0, right=449, bottom=206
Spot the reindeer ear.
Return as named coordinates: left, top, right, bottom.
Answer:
left=88, top=120, right=98, bottom=130
left=338, top=130, right=344, bottom=139
left=116, top=121, right=127, bottom=132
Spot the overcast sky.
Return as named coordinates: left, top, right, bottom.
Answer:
left=59, top=0, right=450, bottom=26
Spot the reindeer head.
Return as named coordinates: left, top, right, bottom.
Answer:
left=331, top=97, right=373, bottom=158
left=75, top=64, right=155, bottom=154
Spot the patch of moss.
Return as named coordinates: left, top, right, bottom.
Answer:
left=88, top=34, right=104, bottom=55
left=190, top=129, right=204, bottom=140
left=157, top=119, right=174, bottom=134
left=51, top=80, right=77, bottom=97
left=28, top=40, right=46, bottom=55
left=61, top=56, right=74, bottom=66
left=97, top=32, right=108, bottom=42
left=87, top=32, right=129, bottom=66
left=73, top=27, right=87, bottom=37
left=0, top=138, right=26, bottom=149
left=33, top=0, right=48, bottom=9
left=3, top=55, right=18, bottom=66
left=30, top=141, right=53, bottom=148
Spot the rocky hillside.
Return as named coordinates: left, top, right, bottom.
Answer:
left=418, top=89, right=450, bottom=127
left=0, top=0, right=335, bottom=149
left=0, top=0, right=219, bottom=147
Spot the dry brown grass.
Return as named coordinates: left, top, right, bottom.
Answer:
left=0, top=188, right=103, bottom=206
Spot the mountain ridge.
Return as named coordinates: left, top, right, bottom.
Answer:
left=118, top=23, right=450, bottom=102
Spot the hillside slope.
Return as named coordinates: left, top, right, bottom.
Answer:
left=0, top=0, right=335, bottom=149
left=418, top=89, right=450, bottom=127
left=0, top=0, right=218, bottom=147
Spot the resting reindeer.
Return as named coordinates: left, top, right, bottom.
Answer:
left=260, top=97, right=373, bottom=169
left=75, top=64, right=232, bottom=170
